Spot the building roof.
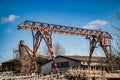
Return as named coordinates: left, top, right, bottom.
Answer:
left=2, top=55, right=50, bottom=65
left=2, top=55, right=107, bottom=66
left=36, top=55, right=51, bottom=61
left=41, top=55, right=107, bottom=66
left=2, top=59, right=19, bottom=64
left=63, top=55, right=107, bottom=62
left=36, top=55, right=51, bottom=65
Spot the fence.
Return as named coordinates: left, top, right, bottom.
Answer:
left=0, top=73, right=66, bottom=80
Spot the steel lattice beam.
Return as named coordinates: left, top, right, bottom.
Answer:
left=18, top=20, right=112, bottom=39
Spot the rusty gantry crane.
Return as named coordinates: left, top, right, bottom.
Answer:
left=18, top=20, right=112, bottom=78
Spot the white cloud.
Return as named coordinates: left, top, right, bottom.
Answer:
left=1, top=14, right=19, bottom=24
left=82, top=20, right=109, bottom=29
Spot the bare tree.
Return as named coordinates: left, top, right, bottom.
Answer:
left=43, top=42, right=65, bottom=57
left=111, top=28, right=120, bottom=70
left=18, top=40, right=32, bottom=74
left=111, top=12, right=120, bottom=70
left=54, top=42, right=65, bottom=56
left=43, top=45, right=50, bottom=56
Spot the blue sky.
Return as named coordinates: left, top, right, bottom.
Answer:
left=0, top=0, right=120, bottom=63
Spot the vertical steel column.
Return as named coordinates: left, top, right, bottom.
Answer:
left=88, top=37, right=98, bottom=69
left=30, top=31, right=43, bottom=74
left=99, top=38, right=113, bottom=71
left=42, top=30, right=59, bottom=79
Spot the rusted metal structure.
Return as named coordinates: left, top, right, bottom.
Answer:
left=18, top=20, right=112, bottom=78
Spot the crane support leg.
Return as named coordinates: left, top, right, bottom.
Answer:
left=42, top=30, right=59, bottom=79
left=31, top=31, right=43, bottom=74
left=101, top=46, right=110, bottom=61
left=99, top=37, right=113, bottom=72
left=101, top=46, right=113, bottom=71
left=88, top=37, right=98, bottom=69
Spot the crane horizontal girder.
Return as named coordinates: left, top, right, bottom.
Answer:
left=18, top=20, right=112, bottom=39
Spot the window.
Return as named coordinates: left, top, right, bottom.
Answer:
left=61, top=62, right=69, bottom=68
left=52, top=61, right=69, bottom=68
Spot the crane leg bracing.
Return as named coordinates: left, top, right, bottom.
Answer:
left=39, top=30, right=59, bottom=78
left=18, top=20, right=112, bottom=78
left=87, top=36, right=112, bottom=71
left=30, top=31, right=42, bottom=74
left=19, top=30, right=59, bottom=77
left=87, top=36, right=99, bottom=69
left=31, top=30, right=59, bottom=77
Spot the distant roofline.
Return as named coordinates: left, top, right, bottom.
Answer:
left=1, top=55, right=107, bottom=64
left=41, top=55, right=107, bottom=66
